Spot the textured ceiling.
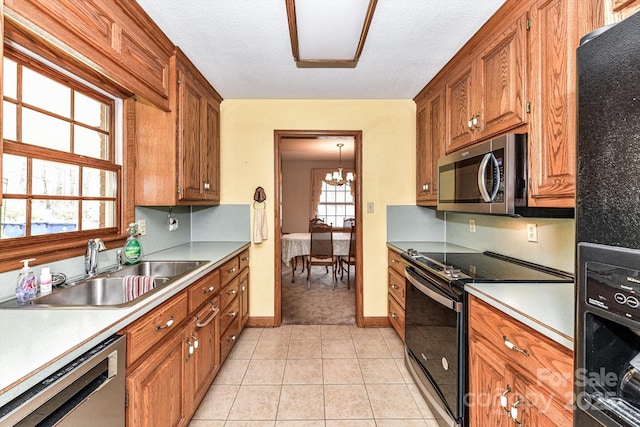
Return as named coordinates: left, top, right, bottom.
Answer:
left=137, top=0, right=506, bottom=100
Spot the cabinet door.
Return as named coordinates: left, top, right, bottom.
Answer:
left=201, top=97, right=221, bottom=202
left=189, top=295, right=221, bottom=414
left=512, top=374, right=573, bottom=427
left=476, top=12, right=527, bottom=139
left=468, top=335, right=511, bottom=427
left=609, top=0, right=640, bottom=21
left=239, top=268, right=250, bottom=328
left=528, top=0, right=576, bottom=207
left=127, top=323, right=190, bottom=427
left=445, top=64, right=474, bottom=152
left=416, top=88, right=445, bottom=206
left=177, top=67, right=205, bottom=201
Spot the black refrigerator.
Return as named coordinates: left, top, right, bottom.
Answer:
left=575, top=10, right=640, bottom=427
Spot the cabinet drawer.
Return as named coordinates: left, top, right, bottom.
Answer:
left=388, top=249, right=405, bottom=275
left=220, top=275, right=240, bottom=309
left=468, top=295, right=573, bottom=397
left=388, top=294, right=405, bottom=342
left=220, top=295, right=240, bottom=334
left=220, top=256, right=240, bottom=285
left=239, top=249, right=250, bottom=271
left=125, top=292, right=188, bottom=366
left=388, top=267, right=406, bottom=308
left=188, top=269, right=220, bottom=313
left=220, top=316, right=241, bottom=361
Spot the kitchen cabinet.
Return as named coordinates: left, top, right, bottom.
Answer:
left=445, top=12, right=528, bottom=153
left=134, top=48, right=222, bottom=206
left=219, top=250, right=247, bottom=361
left=387, top=249, right=406, bottom=341
left=416, top=87, right=445, bottom=206
left=123, top=265, right=232, bottom=426
left=126, top=321, right=191, bottom=427
left=3, top=0, right=173, bottom=111
left=468, top=295, right=573, bottom=426
left=527, top=0, right=577, bottom=208
left=608, top=0, right=640, bottom=21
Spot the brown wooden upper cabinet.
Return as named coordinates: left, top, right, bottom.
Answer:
left=3, top=0, right=173, bottom=111
left=416, top=87, right=445, bottom=206
left=445, top=12, right=528, bottom=153
left=135, top=49, right=222, bottom=206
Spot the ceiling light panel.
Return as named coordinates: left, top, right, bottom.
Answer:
left=296, top=0, right=369, bottom=60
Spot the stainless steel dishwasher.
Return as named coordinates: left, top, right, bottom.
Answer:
left=0, top=335, right=125, bottom=426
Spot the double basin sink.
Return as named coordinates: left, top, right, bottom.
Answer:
left=11, top=261, right=207, bottom=308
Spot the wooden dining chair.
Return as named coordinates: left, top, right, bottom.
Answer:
left=340, top=222, right=356, bottom=289
left=306, top=222, right=336, bottom=286
left=293, top=218, right=325, bottom=274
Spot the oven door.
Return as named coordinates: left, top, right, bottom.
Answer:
left=404, top=266, right=465, bottom=427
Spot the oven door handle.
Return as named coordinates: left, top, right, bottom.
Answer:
left=405, top=268, right=462, bottom=312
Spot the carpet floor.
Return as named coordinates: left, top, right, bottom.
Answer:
left=281, top=259, right=356, bottom=325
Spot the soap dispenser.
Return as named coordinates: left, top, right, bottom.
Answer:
left=15, top=258, right=37, bottom=304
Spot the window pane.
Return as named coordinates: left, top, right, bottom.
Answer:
left=31, top=200, right=78, bottom=235
left=83, top=168, right=116, bottom=197
left=326, top=190, right=336, bottom=203
left=74, top=126, right=109, bottom=159
left=3, top=101, right=17, bottom=141
left=82, top=200, right=115, bottom=230
left=3, top=57, right=17, bottom=99
left=335, top=190, right=346, bottom=203
left=346, top=205, right=355, bottom=217
left=75, top=92, right=109, bottom=130
left=32, top=160, right=79, bottom=196
left=1, top=199, right=26, bottom=238
left=3, top=155, right=27, bottom=194
left=22, top=67, right=71, bottom=117
left=336, top=204, right=346, bottom=217
left=22, top=108, right=71, bottom=151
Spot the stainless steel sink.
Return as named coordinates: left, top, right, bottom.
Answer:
left=32, top=277, right=171, bottom=306
left=4, top=260, right=207, bottom=308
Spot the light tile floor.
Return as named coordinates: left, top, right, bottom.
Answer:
left=189, top=325, right=440, bottom=427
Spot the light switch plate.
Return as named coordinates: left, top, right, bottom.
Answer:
left=367, top=202, right=374, bottom=213
left=137, top=219, right=146, bottom=236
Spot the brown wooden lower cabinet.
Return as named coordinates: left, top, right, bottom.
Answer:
left=123, top=253, right=249, bottom=427
left=467, top=295, right=573, bottom=426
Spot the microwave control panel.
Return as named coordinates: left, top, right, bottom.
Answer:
left=586, top=261, right=640, bottom=320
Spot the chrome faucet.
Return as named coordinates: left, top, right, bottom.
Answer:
left=85, top=238, right=106, bottom=276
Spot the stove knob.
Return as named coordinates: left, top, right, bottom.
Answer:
left=443, top=265, right=454, bottom=276
left=450, top=269, right=461, bottom=278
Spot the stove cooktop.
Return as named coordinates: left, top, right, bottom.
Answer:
left=402, top=249, right=573, bottom=283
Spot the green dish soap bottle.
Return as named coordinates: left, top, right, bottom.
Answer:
left=123, top=222, right=141, bottom=265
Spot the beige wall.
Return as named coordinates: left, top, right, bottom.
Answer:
left=220, top=100, right=416, bottom=318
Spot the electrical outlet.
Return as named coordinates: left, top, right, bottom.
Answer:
left=527, top=223, right=538, bottom=242
left=137, top=219, right=147, bottom=236
left=469, top=219, right=476, bottom=233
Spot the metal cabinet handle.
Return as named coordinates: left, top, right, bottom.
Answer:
left=391, top=312, right=398, bottom=319
left=241, top=285, right=246, bottom=292
left=227, top=311, right=237, bottom=318
left=191, top=334, right=199, bottom=350
left=391, top=259, right=398, bottom=263
left=203, top=285, right=215, bottom=294
left=227, top=335, right=237, bottom=343
left=186, top=338, right=194, bottom=360
left=227, top=289, right=237, bottom=296
left=390, top=283, right=399, bottom=290
left=503, top=336, right=530, bottom=357
left=228, top=267, right=236, bottom=273
left=510, top=397, right=523, bottom=425
left=423, top=181, right=430, bottom=191
left=241, top=256, right=249, bottom=261
left=196, top=302, right=220, bottom=328
left=156, top=316, right=174, bottom=331
left=468, top=118, right=474, bottom=129
left=203, top=180, right=210, bottom=191
left=500, top=384, right=511, bottom=412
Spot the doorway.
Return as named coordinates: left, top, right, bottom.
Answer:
left=274, top=130, right=363, bottom=327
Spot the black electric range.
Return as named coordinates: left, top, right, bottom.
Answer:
left=401, top=248, right=573, bottom=287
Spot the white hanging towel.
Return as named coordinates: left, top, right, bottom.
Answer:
left=253, top=207, right=268, bottom=243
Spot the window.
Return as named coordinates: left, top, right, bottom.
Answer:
left=316, top=180, right=355, bottom=228
left=1, top=50, right=120, bottom=242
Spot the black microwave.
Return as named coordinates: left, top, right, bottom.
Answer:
left=437, top=133, right=573, bottom=217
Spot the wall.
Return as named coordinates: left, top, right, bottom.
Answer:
left=282, top=160, right=354, bottom=234
left=220, top=99, right=416, bottom=318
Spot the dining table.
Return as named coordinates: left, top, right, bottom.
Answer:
left=281, top=232, right=351, bottom=282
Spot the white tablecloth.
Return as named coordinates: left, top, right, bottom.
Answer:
left=281, top=232, right=351, bottom=266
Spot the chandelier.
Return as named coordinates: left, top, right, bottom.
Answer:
left=325, top=143, right=354, bottom=186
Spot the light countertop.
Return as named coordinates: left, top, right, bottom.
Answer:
left=387, top=241, right=575, bottom=351
left=0, top=241, right=250, bottom=406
